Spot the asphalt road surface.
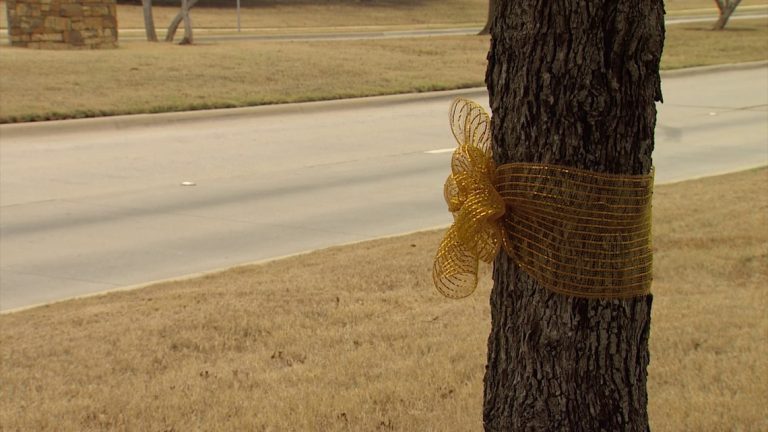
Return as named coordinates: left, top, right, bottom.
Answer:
left=1, top=65, right=766, bottom=312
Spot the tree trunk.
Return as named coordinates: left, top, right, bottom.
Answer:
left=142, top=0, right=158, bottom=42
left=713, top=0, right=742, bottom=30
left=165, top=0, right=199, bottom=43
left=478, top=0, right=496, bottom=35
left=179, top=0, right=194, bottom=44
left=165, top=13, right=181, bottom=42
left=483, top=1, right=664, bottom=430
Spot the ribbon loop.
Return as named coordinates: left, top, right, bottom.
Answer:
left=433, top=99, right=506, bottom=298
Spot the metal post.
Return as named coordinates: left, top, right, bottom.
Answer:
left=237, top=0, right=241, bottom=32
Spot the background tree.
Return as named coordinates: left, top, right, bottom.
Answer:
left=140, top=0, right=198, bottom=44
left=142, top=0, right=158, bottom=41
left=165, top=0, right=199, bottom=43
left=478, top=0, right=495, bottom=35
left=713, top=0, right=742, bottom=30
left=483, top=1, right=664, bottom=430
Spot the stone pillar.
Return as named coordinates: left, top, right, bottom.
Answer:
left=6, top=0, right=118, bottom=49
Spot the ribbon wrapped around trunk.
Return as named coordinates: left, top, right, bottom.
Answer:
left=434, top=98, right=654, bottom=299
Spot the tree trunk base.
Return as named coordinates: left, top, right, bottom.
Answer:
left=713, top=0, right=743, bottom=30
left=483, top=262, right=653, bottom=430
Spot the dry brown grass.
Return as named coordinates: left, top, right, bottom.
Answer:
left=646, top=168, right=768, bottom=430
left=0, top=0, right=488, bottom=31
left=1, top=168, right=766, bottom=431
left=2, top=0, right=765, bottom=30
left=661, top=19, right=768, bottom=69
left=114, top=0, right=487, bottom=30
left=0, top=35, right=491, bottom=123
left=109, top=0, right=767, bottom=30
left=1, top=19, right=766, bottom=123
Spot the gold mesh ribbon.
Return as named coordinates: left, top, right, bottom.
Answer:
left=434, top=98, right=654, bottom=299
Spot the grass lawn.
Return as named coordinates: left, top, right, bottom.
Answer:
left=114, top=0, right=486, bottom=30
left=1, top=19, right=766, bottom=123
left=661, top=19, right=768, bottom=69
left=1, top=0, right=762, bottom=30
left=3, top=0, right=490, bottom=31
left=1, top=167, right=766, bottom=431
left=0, top=36, right=489, bottom=123
left=100, top=0, right=768, bottom=30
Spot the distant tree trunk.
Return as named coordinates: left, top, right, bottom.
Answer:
left=142, top=0, right=158, bottom=42
left=478, top=0, right=496, bottom=35
left=179, top=0, right=194, bottom=44
left=482, top=1, right=664, bottom=430
left=165, top=0, right=199, bottom=44
left=713, top=0, right=742, bottom=30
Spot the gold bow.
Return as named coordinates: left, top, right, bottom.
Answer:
left=433, top=98, right=506, bottom=298
left=433, top=98, right=654, bottom=299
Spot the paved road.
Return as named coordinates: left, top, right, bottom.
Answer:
left=1, top=66, right=766, bottom=312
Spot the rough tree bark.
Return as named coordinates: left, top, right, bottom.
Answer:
left=483, top=1, right=664, bottom=430
left=142, top=0, right=158, bottom=41
left=165, top=0, right=199, bottom=44
left=478, top=0, right=496, bottom=35
left=713, top=0, right=742, bottom=30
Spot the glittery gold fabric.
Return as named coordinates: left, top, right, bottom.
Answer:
left=433, top=98, right=654, bottom=299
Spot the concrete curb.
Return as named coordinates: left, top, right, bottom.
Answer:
left=0, top=225, right=451, bottom=315
left=1, top=61, right=765, bottom=140
left=660, top=59, right=768, bottom=78
left=0, top=87, right=488, bottom=140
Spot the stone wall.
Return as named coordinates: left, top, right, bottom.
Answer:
left=5, top=0, right=118, bottom=49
